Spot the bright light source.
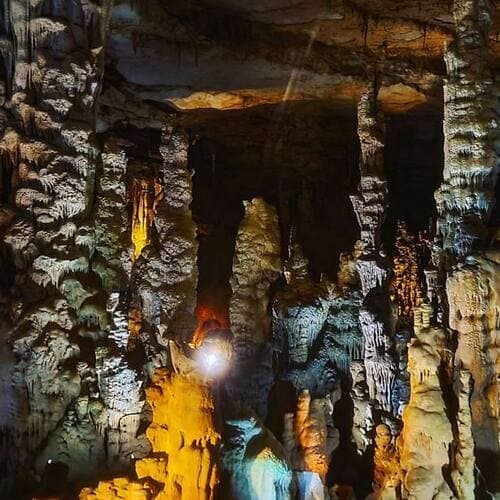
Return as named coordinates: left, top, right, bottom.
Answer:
left=47, top=459, right=53, bottom=464
left=195, top=330, right=232, bottom=378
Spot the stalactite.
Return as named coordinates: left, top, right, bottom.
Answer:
left=130, top=177, right=159, bottom=261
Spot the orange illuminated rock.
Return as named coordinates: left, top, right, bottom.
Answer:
left=389, top=302, right=455, bottom=499
left=131, top=179, right=153, bottom=259
left=80, top=366, right=220, bottom=500
left=390, top=223, right=428, bottom=319
left=284, top=390, right=334, bottom=480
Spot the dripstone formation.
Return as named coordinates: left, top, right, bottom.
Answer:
left=0, top=0, right=498, bottom=499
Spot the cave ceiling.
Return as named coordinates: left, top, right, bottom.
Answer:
left=101, top=0, right=500, bottom=122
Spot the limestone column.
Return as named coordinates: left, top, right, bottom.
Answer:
left=350, top=80, right=396, bottom=413
left=226, top=197, right=281, bottom=417
left=435, top=0, right=499, bottom=491
left=0, top=0, right=113, bottom=490
left=135, top=127, right=198, bottom=344
left=435, top=0, right=497, bottom=259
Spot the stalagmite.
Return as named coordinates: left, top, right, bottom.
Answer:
left=451, top=370, right=475, bottom=500
left=226, top=197, right=281, bottom=417
left=230, top=197, right=281, bottom=359
left=283, top=390, right=337, bottom=499
left=135, top=367, right=220, bottom=499
left=383, top=302, right=455, bottom=499
left=372, top=423, right=399, bottom=497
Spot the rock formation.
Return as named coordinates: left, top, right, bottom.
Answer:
left=80, top=361, right=220, bottom=500
left=221, top=406, right=292, bottom=500
left=0, top=0, right=498, bottom=498
left=351, top=80, right=396, bottom=415
left=283, top=390, right=338, bottom=500
left=396, top=302, right=455, bottom=499
left=226, top=197, right=281, bottom=418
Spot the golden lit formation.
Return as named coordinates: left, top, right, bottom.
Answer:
left=130, top=178, right=163, bottom=260
left=80, top=368, right=220, bottom=500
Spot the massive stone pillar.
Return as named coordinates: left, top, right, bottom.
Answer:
left=135, top=128, right=198, bottom=345
left=225, top=197, right=281, bottom=417
left=350, top=80, right=396, bottom=414
left=435, top=0, right=497, bottom=258
left=33, top=141, right=148, bottom=478
left=0, top=0, right=114, bottom=493
left=435, top=0, right=499, bottom=491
